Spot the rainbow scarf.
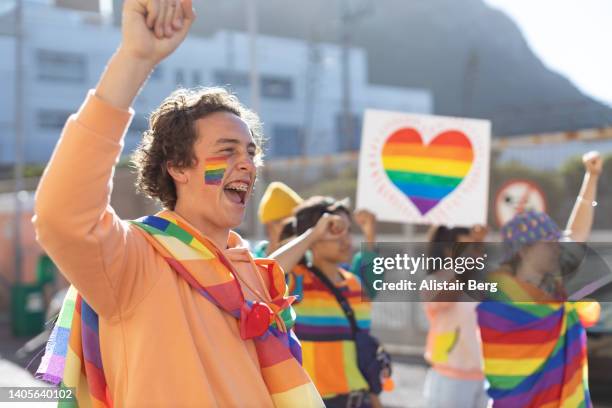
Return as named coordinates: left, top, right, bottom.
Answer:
left=37, top=211, right=323, bottom=408
left=476, top=272, right=592, bottom=408
left=36, top=286, right=110, bottom=407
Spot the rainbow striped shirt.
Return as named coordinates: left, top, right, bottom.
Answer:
left=288, top=265, right=371, bottom=398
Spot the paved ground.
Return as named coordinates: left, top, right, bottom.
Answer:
left=380, top=356, right=428, bottom=408
left=0, top=359, right=56, bottom=408
left=0, top=325, right=54, bottom=407
left=0, top=358, right=47, bottom=387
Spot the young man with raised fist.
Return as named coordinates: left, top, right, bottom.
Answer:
left=33, top=0, right=322, bottom=406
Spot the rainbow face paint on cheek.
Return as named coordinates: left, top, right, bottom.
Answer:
left=204, top=156, right=228, bottom=185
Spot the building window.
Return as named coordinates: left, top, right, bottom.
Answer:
left=175, top=69, right=185, bottom=86
left=36, top=50, right=86, bottom=82
left=214, top=70, right=249, bottom=88
left=261, top=76, right=293, bottom=99
left=37, top=110, right=71, bottom=129
left=272, top=125, right=303, bottom=157
left=335, top=113, right=362, bottom=152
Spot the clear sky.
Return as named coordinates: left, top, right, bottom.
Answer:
left=483, top=0, right=612, bottom=108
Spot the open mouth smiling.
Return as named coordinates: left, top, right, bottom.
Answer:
left=223, top=179, right=250, bottom=205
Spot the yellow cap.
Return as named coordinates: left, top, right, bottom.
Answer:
left=258, top=182, right=303, bottom=224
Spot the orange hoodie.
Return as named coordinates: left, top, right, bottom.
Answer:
left=33, top=91, right=302, bottom=407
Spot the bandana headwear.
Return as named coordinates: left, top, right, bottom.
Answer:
left=37, top=211, right=323, bottom=408
left=501, top=210, right=562, bottom=260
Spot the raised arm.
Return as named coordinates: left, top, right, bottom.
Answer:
left=33, top=0, right=195, bottom=317
left=97, top=0, right=195, bottom=109
left=270, top=214, right=346, bottom=273
left=565, top=151, right=602, bottom=242
left=354, top=209, right=377, bottom=251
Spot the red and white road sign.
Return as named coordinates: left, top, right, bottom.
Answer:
left=494, top=179, right=547, bottom=227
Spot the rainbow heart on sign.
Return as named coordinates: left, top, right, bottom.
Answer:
left=381, top=128, right=474, bottom=215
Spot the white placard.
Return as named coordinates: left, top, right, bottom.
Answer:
left=356, top=109, right=491, bottom=227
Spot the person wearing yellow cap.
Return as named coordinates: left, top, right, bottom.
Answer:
left=253, top=181, right=303, bottom=257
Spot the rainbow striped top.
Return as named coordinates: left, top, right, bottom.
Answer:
left=288, top=265, right=371, bottom=398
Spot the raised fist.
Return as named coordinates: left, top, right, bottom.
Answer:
left=120, top=0, right=196, bottom=66
left=311, top=213, right=349, bottom=242
left=582, top=151, right=603, bottom=176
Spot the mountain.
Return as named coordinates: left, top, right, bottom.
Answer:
left=189, top=0, right=612, bottom=136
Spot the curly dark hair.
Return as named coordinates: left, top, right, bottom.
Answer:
left=131, top=87, right=264, bottom=209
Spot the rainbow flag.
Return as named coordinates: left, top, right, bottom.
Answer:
left=381, top=128, right=473, bottom=214
left=132, top=212, right=323, bottom=407
left=204, top=156, right=227, bottom=185
left=36, top=286, right=112, bottom=407
left=477, top=272, right=594, bottom=408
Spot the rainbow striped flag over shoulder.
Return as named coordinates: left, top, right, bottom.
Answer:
left=36, top=286, right=110, bottom=407
left=477, top=272, right=595, bottom=408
